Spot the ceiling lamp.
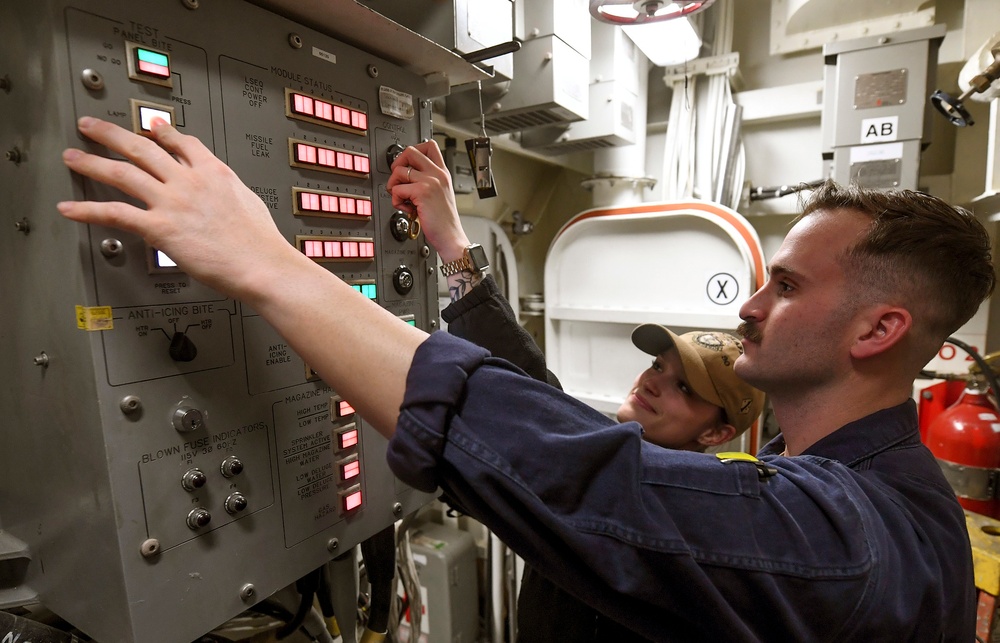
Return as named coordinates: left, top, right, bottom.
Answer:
left=589, top=0, right=716, bottom=25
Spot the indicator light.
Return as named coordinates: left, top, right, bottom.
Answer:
left=286, top=88, right=369, bottom=135
left=351, top=283, right=376, bottom=300
left=339, top=457, right=360, bottom=481
left=136, top=48, right=170, bottom=79
left=341, top=486, right=363, bottom=512
left=125, top=42, right=173, bottom=88
left=337, top=426, right=359, bottom=449
left=289, top=140, right=370, bottom=178
left=130, top=99, right=176, bottom=138
left=296, top=236, right=375, bottom=263
left=138, top=105, right=173, bottom=131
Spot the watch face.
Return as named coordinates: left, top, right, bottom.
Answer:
left=468, top=244, right=490, bottom=271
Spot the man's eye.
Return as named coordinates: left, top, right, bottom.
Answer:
left=678, top=382, right=692, bottom=395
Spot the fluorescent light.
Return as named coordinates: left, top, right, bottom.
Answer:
left=623, top=17, right=701, bottom=66
left=590, top=1, right=715, bottom=25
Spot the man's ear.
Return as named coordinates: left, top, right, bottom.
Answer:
left=851, top=306, right=912, bottom=359
left=698, top=423, right=737, bottom=447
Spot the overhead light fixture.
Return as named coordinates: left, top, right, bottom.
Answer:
left=589, top=0, right=715, bottom=25
left=622, top=17, right=701, bottom=66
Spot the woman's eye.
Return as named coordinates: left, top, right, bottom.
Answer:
left=651, top=359, right=663, bottom=372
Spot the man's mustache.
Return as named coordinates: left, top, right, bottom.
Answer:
left=736, top=321, right=763, bottom=344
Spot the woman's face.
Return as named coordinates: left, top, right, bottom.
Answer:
left=616, top=349, right=726, bottom=451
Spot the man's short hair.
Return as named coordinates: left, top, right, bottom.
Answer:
left=798, top=181, right=995, bottom=350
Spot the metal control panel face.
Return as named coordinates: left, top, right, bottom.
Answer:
left=0, top=2, right=437, bottom=642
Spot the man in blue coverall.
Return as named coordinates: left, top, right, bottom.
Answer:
left=389, top=140, right=767, bottom=641
left=59, top=117, right=993, bottom=641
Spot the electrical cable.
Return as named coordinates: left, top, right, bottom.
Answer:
left=389, top=513, right=423, bottom=642
left=316, top=564, right=335, bottom=620
left=0, top=612, right=82, bottom=642
left=328, top=547, right=361, bottom=643
left=276, top=568, right=321, bottom=640
left=248, top=599, right=296, bottom=624
left=747, top=179, right=825, bottom=201
left=359, top=524, right=396, bottom=642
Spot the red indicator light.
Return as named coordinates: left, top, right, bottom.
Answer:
left=354, top=156, right=370, bottom=173
left=357, top=200, right=372, bottom=216
left=324, top=241, right=341, bottom=258
left=341, top=459, right=360, bottom=480
left=343, top=489, right=363, bottom=512
left=321, top=194, right=336, bottom=212
left=361, top=242, right=374, bottom=258
left=339, top=428, right=358, bottom=449
left=334, top=106, right=350, bottom=125
left=300, top=192, right=320, bottom=211
left=297, top=94, right=315, bottom=116
left=316, top=101, right=333, bottom=121
left=138, top=60, right=170, bottom=78
left=295, top=144, right=317, bottom=164
left=338, top=400, right=355, bottom=417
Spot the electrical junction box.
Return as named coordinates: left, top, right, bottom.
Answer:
left=820, top=24, right=945, bottom=190
left=400, top=522, right=480, bottom=643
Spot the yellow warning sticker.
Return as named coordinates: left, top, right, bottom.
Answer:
left=76, top=305, right=114, bottom=331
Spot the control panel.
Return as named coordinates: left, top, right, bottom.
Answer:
left=0, top=1, right=440, bottom=641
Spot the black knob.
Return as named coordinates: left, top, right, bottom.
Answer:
left=186, top=508, right=211, bottom=530
left=225, top=493, right=248, bottom=515
left=393, top=265, right=414, bottom=295
left=182, top=468, right=207, bottom=491
left=169, top=331, right=198, bottom=362
left=385, top=143, right=405, bottom=167
left=220, top=456, right=244, bottom=478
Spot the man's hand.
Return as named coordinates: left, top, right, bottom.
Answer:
left=58, top=116, right=303, bottom=306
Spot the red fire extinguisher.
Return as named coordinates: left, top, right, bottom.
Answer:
left=925, top=385, right=1000, bottom=519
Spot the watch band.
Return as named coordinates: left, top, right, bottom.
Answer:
left=440, top=244, right=489, bottom=277
left=440, top=255, right=472, bottom=277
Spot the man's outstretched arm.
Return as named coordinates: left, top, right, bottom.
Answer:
left=58, top=116, right=425, bottom=436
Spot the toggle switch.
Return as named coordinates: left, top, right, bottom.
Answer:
left=169, top=331, right=198, bottom=362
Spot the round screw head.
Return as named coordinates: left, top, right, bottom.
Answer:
left=140, top=539, right=161, bottom=559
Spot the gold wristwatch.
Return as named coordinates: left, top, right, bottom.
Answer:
left=440, top=243, right=490, bottom=277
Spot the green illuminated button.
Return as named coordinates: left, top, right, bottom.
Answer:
left=136, top=47, right=170, bottom=78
